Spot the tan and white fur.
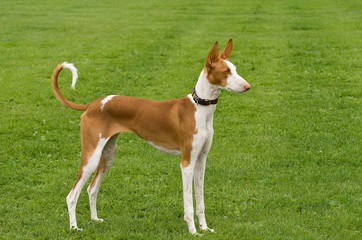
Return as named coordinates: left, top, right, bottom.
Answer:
left=51, top=39, right=250, bottom=235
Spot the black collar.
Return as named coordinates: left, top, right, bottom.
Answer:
left=191, top=88, right=218, bottom=106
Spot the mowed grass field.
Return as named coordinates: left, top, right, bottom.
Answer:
left=0, top=0, right=361, bottom=239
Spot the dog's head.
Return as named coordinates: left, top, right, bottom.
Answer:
left=204, top=39, right=250, bottom=93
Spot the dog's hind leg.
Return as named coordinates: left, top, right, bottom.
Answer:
left=66, top=132, right=110, bottom=231
left=87, top=134, right=119, bottom=222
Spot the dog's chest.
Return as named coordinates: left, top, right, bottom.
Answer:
left=192, top=105, right=215, bottom=146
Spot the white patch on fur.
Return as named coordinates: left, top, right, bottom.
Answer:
left=194, top=71, right=221, bottom=100
left=100, top=95, right=115, bottom=111
left=62, top=62, right=79, bottom=90
left=224, top=60, right=249, bottom=93
left=83, top=134, right=109, bottom=175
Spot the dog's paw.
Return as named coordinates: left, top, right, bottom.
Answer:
left=200, top=226, right=215, bottom=233
left=70, top=226, right=83, bottom=232
left=91, top=217, right=104, bottom=222
left=191, top=231, right=203, bottom=236
left=207, top=228, right=215, bottom=233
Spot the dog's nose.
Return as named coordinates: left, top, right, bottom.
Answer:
left=243, top=83, right=250, bottom=92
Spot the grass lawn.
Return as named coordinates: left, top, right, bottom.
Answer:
left=0, top=0, right=361, bottom=239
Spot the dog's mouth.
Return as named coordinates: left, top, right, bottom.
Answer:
left=225, top=86, right=250, bottom=94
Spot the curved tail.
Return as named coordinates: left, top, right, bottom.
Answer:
left=51, top=62, right=89, bottom=111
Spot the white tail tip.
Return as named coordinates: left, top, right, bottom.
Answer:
left=62, top=62, right=78, bottom=90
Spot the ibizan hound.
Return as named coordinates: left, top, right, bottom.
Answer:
left=51, top=39, right=250, bottom=235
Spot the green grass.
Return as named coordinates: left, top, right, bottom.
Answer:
left=0, top=0, right=361, bottom=239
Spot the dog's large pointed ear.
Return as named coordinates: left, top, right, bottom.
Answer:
left=206, top=41, right=219, bottom=69
left=220, top=38, right=233, bottom=60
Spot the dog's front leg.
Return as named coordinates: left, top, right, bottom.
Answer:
left=194, top=137, right=215, bottom=233
left=181, top=158, right=197, bottom=235
left=194, top=146, right=214, bottom=232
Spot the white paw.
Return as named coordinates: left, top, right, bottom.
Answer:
left=91, top=217, right=104, bottom=222
left=191, top=231, right=203, bottom=236
left=70, top=226, right=83, bottom=232
left=200, top=226, right=215, bottom=233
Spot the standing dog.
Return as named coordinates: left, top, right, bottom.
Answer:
left=51, top=39, right=250, bottom=234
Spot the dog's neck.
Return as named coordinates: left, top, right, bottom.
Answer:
left=194, top=69, right=221, bottom=102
